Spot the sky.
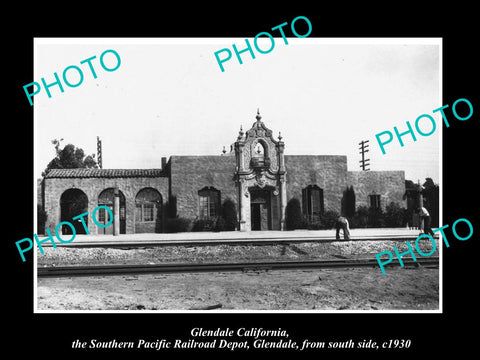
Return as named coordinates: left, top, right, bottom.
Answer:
left=34, top=38, right=441, bottom=185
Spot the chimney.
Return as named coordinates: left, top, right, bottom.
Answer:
left=161, top=157, right=167, bottom=169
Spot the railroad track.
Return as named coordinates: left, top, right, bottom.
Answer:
left=37, top=256, right=439, bottom=277
left=38, top=234, right=439, bottom=248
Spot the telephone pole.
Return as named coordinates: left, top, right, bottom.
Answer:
left=97, top=136, right=103, bottom=169
left=359, top=140, right=370, bottom=171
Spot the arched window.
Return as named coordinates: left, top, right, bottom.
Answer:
left=60, top=188, right=88, bottom=234
left=198, top=186, right=221, bottom=219
left=98, top=188, right=126, bottom=234
left=302, top=185, right=324, bottom=221
left=98, top=189, right=114, bottom=224
left=135, top=188, right=162, bottom=223
left=251, top=141, right=270, bottom=169
left=254, top=142, right=265, bottom=157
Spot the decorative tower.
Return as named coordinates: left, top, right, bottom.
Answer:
left=234, top=109, right=287, bottom=231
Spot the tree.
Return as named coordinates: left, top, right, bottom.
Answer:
left=285, top=198, right=304, bottom=230
left=341, top=186, right=356, bottom=218
left=422, top=178, right=439, bottom=228
left=404, top=179, right=422, bottom=228
left=404, top=177, right=439, bottom=228
left=37, top=204, right=47, bottom=234
left=222, top=198, right=238, bottom=231
left=42, top=139, right=98, bottom=177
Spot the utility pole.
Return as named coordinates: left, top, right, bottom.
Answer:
left=97, top=136, right=103, bottom=169
left=359, top=140, right=370, bottom=171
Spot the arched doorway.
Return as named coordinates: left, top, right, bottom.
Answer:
left=60, top=188, right=88, bottom=234
left=98, top=188, right=126, bottom=234
left=135, top=188, right=163, bottom=233
left=249, top=186, right=279, bottom=231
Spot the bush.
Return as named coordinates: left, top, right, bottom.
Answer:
left=351, top=206, right=369, bottom=228
left=350, top=206, right=387, bottom=228
left=214, top=217, right=226, bottom=232
left=305, top=217, right=323, bottom=230
left=285, top=198, right=304, bottom=230
left=384, top=202, right=406, bottom=227
left=165, top=217, right=191, bottom=233
left=222, top=199, right=237, bottom=231
left=321, top=210, right=340, bottom=229
left=368, top=207, right=385, bottom=228
left=191, top=218, right=216, bottom=232
left=303, top=211, right=340, bottom=230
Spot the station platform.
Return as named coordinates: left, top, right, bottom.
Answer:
left=36, top=228, right=425, bottom=247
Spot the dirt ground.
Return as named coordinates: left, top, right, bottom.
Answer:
left=37, top=266, right=439, bottom=311
left=36, top=239, right=439, bottom=311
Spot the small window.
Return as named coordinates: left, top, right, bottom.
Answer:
left=198, top=187, right=221, bottom=219
left=369, top=194, right=381, bottom=210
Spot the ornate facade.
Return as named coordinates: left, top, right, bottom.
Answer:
left=234, top=110, right=287, bottom=231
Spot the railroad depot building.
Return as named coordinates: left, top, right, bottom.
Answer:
left=39, top=111, right=405, bottom=234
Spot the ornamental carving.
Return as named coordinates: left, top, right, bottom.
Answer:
left=243, top=143, right=251, bottom=170
left=235, top=110, right=284, bottom=186
left=234, top=110, right=287, bottom=232
left=243, top=128, right=279, bottom=172
left=256, top=173, right=267, bottom=188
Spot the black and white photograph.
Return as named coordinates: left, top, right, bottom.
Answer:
left=33, top=38, right=441, bottom=313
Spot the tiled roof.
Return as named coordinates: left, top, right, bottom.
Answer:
left=44, top=168, right=164, bottom=179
